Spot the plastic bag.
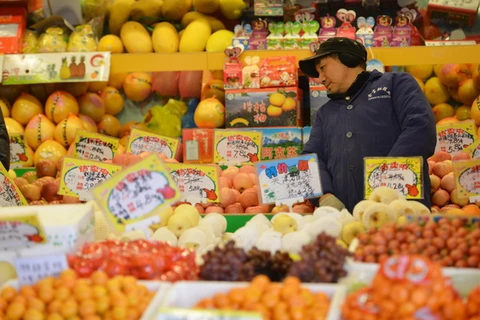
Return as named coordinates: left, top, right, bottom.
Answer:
left=38, top=27, right=68, bottom=53
left=142, top=99, right=187, bottom=138
left=67, top=24, right=98, bottom=52
left=22, top=30, right=39, bottom=53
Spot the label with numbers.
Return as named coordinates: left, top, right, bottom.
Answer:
left=364, top=157, right=423, bottom=199
left=435, top=120, right=476, bottom=155
left=452, top=159, right=480, bottom=202
left=92, top=154, right=181, bottom=234
left=157, top=308, right=262, bottom=320
left=465, top=139, right=480, bottom=159
left=127, top=128, right=179, bottom=158
left=214, top=130, right=262, bottom=165
left=166, top=163, right=220, bottom=203
left=58, top=157, right=122, bottom=201
left=15, top=254, right=68, bottom=286
left=9, top=133, right=30, bottom=169
left=0, top=213, right=47, bottom=250
left=72, top=130, right=119, bottom=161
left=255, top=154, right=322, bottom=204
left=0, top=162, right=28, bottom=207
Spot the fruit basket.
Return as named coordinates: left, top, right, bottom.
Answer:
left=156, top=281, right=347, bottom=320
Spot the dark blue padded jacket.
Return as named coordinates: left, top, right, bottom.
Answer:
left=302, top=70, right=436, bottom=212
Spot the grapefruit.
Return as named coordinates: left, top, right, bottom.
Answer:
left=457, top=79, right=480, bottom=106
left=88, top=82, right=108, bottom=93
left=54, top=114, right=85, bottom=147
left=78, top=93, right=105, bottom=123
left=193, top=97, right=225, bottom=128
left=424, top=77, right=450, bottom=105
left=432, top=103, right=455, bottom=123
left=405, top=65, right=433, bottom=81
left=24, top=114, right=55, bottom=150
left=11, top=93, right=43, bottom=125
left=4, top=117, right=24, bottom=134
left=56, top=82, right=89, bottom=97
left=412, top=76, right=425, bottom=92
left=33, top=139, right=67, bottom=165
left=123, top=72, right=152, bottom=102
left=0, top=97, right=10, bottom=117
left=108, top=72, right=128, bottom=90
left=98, top=34, right=124, bottom=53
left=437, top=64, right=470, bottom=87
left=45, top=90, right=79, bottom=124
left=101, top=87, right=124, bottom=115
left=437, top=116, right=460, bottom=126
left=78, top=114, right=98, bottom=133
left=455, top=105, right=471, bottom=121
left=23, top=145, right=34, bottom=167
left=471, top=97, right=480, bottom=126
left=97, top=114, right=121, bottom=137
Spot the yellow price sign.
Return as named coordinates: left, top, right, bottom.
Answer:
left=435, top=120, right=476, bottom=155
left=364, top=157, right=423, bottom=199
left=0, top=213, right=47, bottom=250
left=452, top=159, right=480, bottom=203
left=213, top=130, right=262, bottom=165
left=127, top=128, right=179, bottom=158
left=464, top=139, right=480, bottom=159
left=72, top=130, right=119, bottom=161
left=9, top=133, right=30, bottom=169
left=0, top=162, right=28, bottom=206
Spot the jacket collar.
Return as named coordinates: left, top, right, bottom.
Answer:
left=327, top=70, right=382, bottom=100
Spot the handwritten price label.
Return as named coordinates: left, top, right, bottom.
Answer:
left=256, top=154, right=322, bottom=204
left=0, top=162, right=28, bottom=207
left=58, top=157, right=122, bottom=201
left=72, top=131, right=119, bottom=161
left=9, top=133, right=30, bottom=169
left=15, top=254, right=68, bottom=286
left=0, top=213, right=47, bottom=250
left=435, top=120, right=476, bottom=155
left=127, top=128, right=179, bottom=158
left=464, top=140, right=480, bottom=159
left=92, top=154, right=181, bottom=234
left=214, top=130, right=262, bottom=165
left=157, top=308, right=262, bottom=320
left=364, top=157, right=423, bottom=199
left=166, top=163, right=220, bottom=203
left=452, top=159, right=480, bottom=203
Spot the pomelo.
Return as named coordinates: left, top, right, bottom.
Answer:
left=11, top=93, right=43, bottom=125
left=405, top=64, right=433, bottom=81
left=0, top=97, right=10, bottom=117
left=424, top=77, right=450, bottom=105
left=194, top=97, right=225, bottom=128
left=437, top=116, right=460, bottom=126
left=56, top=82, right=89, bottom=97
left=78, top=114, right=98, bottom=133
left=437, top=64, right=470, bottom=87
left=54, top=114, right=85, bottom=147
left=119, top=135, right=130, bottom=147
left=432, top=103, right=455, bottom=123
left=97, top=114, right=121, bottom=137
left=123, top=72, right=152, bottom=102
left=471, top=97, right=480, bottom=126
left=33, top=139, right=67, bottom=165
left=78, top=93, right=105, bottom=123
left=455, top=105, right=471, bottom=121
left=24, top=114, right=55, bottom=150
left=108, top=72, right=128, bottom=90
left=28, top=83, right=56, bottom=103
left=88, top=82, right=108, bottom=93
left=412, top=76, right=425, bottom=92
left=45, top=90, right=79, bottom=124
left=457, top=78, right=480, bottom=106
left=4, top=117, right=24, bottom=134
left=101, top=87, right=124, bottom=115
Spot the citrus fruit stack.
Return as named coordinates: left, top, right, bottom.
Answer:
left=467, top=286, right=480, bottom=320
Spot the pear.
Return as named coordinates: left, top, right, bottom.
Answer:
left=362, top=203, right=394, bottom=230
left=196, top=223, right=217, bottom=245
left=178, top=227, right=207, bottom=251
left=281, top=230, right=311, bottom=254
left=150, top=206, right=174, bottom=230
left=313, top=206, right=341, bottom=220
left=255, top=230, right=282, bottom=254
left=167, top=213, right=194, bottom=237
left=388, top=199, right=415, bottom=219
left=352, top=200, right=376, bottom=221
left=151, top=226, right=178, bottom=246
left=341, top=221, right=366, bottom=245
left=199, top=212, right=227, bottom=237
left=368, top=186, right=404, bottom=204
left=232, top=225, right=263, bottom=250
left=408, top=200, right=431, bottom=215
left=339, top=209, right=355, bottom=226
left=307, top=216, right=342, bottom=239
left=174, top=204, right=201, bottom=225
left=272, top=215, right=298, bottom=235
left=246, top=213, right=272, bottom=228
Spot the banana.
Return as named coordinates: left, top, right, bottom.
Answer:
left=108, top=0, right=135, bottom=35
left=181, top=11, right=226, bottom=32
left=130, top=0, right=164, bottom=21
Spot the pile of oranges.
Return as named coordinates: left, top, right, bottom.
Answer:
left=467, top=286, right=480, bottom=320
left=194, top=275, right=331, bottom=320
left=0, top=269, right=154, bottom=320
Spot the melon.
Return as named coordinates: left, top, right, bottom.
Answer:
left=11, top=93, right=43, bottom=125
left=101, top=87, right=124, bottom=115
left=0, top=98, right=10, bottom=117
left=123, top=72, right=152, bottom=102
left=194, top=97, right=225, bottom=128
left=4, top=117, right=24, bottom=134
left=33, top=139, right=67, bottom=165
left=54, top=114, right=85, bottom=147
left=78, top=93, right=105, bottom=123
left=24, top=114, right=55, bottom=150
left=45, top=90, right=79, bottom=124
left=97, top=114, right=121, bottom=137
left=78, top=114, right=98, bottom=133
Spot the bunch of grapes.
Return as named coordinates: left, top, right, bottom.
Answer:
left=288, top=233, right=351, bottom=283
left=247, top=248, right=294, bottom=282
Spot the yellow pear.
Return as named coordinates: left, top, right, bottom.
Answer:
left=272, top=215, right=298, bottom=235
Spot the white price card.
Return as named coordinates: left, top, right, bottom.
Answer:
left=157, top=308, right=262, bottom=320
left=15, top=254, right=68, bottom=286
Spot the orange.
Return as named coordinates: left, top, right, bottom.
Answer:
left=5, top=302, right=25, bottom=320
left=1, top=286, right=17, bottom=302
left=0, top=298, right=7, bottom=310
left=37, top=288, right=54, bottom=304
left=45, top=313, right=62, bottom=320
left=23, top=308, right=44, bottom=320
left=95, top=296, right=110, bottom=315
left=73, top=285, right=92, bottom=301
left=27, top=298, right=45, bottom=312
left=463, top=204, right=480, bottom=215
left=54, top=287, right=70, bottom=302
left=47, top=300, right=62, bottom=314
left=19, top=286, right=36, bottom=299
left=59, top=300, right=78, bottom=318
left=10, top=296, right=26, bottom=306
left=250, top=275, right=270, bottom=291
left=111, top=306, right=127, bottom=320
left=79, top=299, right=96, bottom=317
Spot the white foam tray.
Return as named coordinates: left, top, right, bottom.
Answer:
left=154, top=281, right=346, bottom=320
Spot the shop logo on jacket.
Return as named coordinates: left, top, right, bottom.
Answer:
left=367, top=87, right=391, bottom=100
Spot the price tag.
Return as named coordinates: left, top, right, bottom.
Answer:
left=127, top=128, right=179, bottom=158
left=0, top=162, right=28, bottom=206
left=452, top=159, right=480, bottom=203
left=72, top=130, right=119, bottom=161
left=58, top=157, right=122, bottom=201
left=214, top=130, right=262, bottom=165
left=15, top=254, right=68, bottom=286
left=157, top=308, right=262, bottom=320
left=0, top=213, right=47, bottom=250
left=364, top=157, right=424, bottom=199
left=435, top=120, right=476, bottom=155
left=255, top=154, right=322, bottom=205
left=8, top=133, right=30, bottom=169
left=92, top=154, right=181, bottom=234
left=464, top=140, right=480, bottom=159
left=166, top=163, right=220, bottom=203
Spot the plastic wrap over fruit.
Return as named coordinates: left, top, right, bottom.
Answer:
left=22, top=30, right=39, bottom=53
left=67, top=24, right=98, bottom=52
left=142, top=99, right=187, bottom=138
left=38, top=27, right=68, bottom=53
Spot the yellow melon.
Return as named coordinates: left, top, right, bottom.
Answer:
left=24, top=114, right=55, bottom=150
left=11, top=93, right=43, bottom=125
left=45, top=90, right=79, bottom=124
left=54, top=114, right=85, bottom=147
left=33, top=139, right=67, bottom=165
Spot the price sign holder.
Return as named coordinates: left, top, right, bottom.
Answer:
left=127, top=128, right=179, bottom=159
left=92, top=154, right=181, bottom=234
left=157, top=308, right=262, bottom=320
left=435, top=120, right=476, bottom=155
left=255, top=154, right=322, bottom=211
left=15, top=253, right=68, bottom=286
left=364, top=157, right=424, bottom=199
left=0, top=162, right=28, bottom=206
left=8, top=133, right=30, bottom=169
left=452, top=159, right=480, bottom=203
left=464, top=139, right=480, bottom=159
left=58, top=157, right=122, bottom=201
left=166, top=163, right=221, bottom=204
left=214, top=130, right=262, bottom=166
left=72, top=130, right=119, bottom=161
left=0, top=212, right=48, bottom=250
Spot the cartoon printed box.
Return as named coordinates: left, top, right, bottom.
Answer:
left=235, top=127, right=303, bottom=160
left=308, top=84, right=329, bottom=126
left=225, top=87, right=300, bottom=128
left=182, top=128, right=215, bottom=164
left=302, top=126, right=312, bottom=147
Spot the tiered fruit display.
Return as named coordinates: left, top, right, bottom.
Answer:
left=0, top=269, right=154, bottom=320
left=353, top=217, right=480, bottom=268
left=467, top=285, right=480, bottom=319
left=194, top=275, right=332, bottom=320
left=342, top=255, right=467, bottom=319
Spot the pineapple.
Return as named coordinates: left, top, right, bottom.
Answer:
left=60, top=58, right=71, bottom=80
left=69, top=56, right=78, bottom=78
left=77, top=56, right=86, bottom=78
